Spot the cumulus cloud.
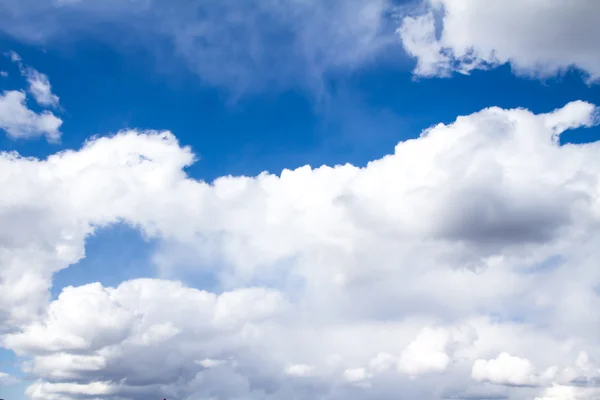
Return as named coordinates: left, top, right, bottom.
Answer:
left=472, top=353, right=547, bottom=387
left=0, top=0, right=395, bottom=94
left=1, top=102, right=600, bottom=398
left=399, top=0, right=600, bottom=82
left=398, top=326, right=477, bottom=376
left=0, top=90, right=62, bottom=140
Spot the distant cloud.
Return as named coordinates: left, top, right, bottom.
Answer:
left=399, top=0, right=600, bottom=82
left=472, top=353, right=545, bottom=387
left=8, top=50, right=21, bottom=63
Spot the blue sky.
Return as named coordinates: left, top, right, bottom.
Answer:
left=1, top=34, right=598, bottom=179
left=1, top=1, right=600, bottom=400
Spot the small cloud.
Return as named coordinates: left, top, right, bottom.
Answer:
left=196, top=358, right=225, bottom=369
left=5, top=50, right=61, bottom=108
left=285, top=364, right=314, bottom=377
left=0, top=71, right=7, bottom=77
left=7, top=51, right=21, bottom=63
left=471, top=353, right=552, bottom=387
left=343, top=368, right=372, bottom=387
left=24, top=67, right=60, bottom=108
left=0, top=90, right=63, bottom=141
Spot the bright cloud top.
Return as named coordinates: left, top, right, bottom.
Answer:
left=1, top=101, right=600, bottom=399
left=399, top=0, right=600, bottom=82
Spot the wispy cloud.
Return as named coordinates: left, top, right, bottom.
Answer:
left=0, top=0, right=398, bottom=95
left=7, top=51, right=60, bottom=108
left=23, top=67, right=60, bottom=108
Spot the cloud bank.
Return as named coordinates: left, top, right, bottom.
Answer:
left=1, top=101, right=600, bottom=399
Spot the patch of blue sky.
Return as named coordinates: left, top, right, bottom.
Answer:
left=50, top=223, right=158, bottom=299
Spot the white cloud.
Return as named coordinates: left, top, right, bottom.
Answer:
left=285, top=364, right=314, bottom=377
left=472, top=353, right=543, bottom=386
left=24, top=68, right=60, bottom=108
left=399, top=0, right=600, bottom=82
left=0, top=90, right=62, bottom=141
left=369, top=352, right=397, bottom=373
left=6, top=50, right=61, bottom=108
left=535, top=384, right=600, bottom=400
left=3, top=280, right=287, bottom=355
left=1, top=102, right=600, bottom=398
left=0, top=71, right=7, bottom=77
left=27, top=381, right=116, bottom=400
left=343, top=367, right=372, bottom=386
left=196, top=358, right=226, bottom=369
left=8, top=51, right=21, bottom=63
left=398, top=326, right=477, bottom=376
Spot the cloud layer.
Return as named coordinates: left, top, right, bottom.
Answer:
left=1, top=101, right=600, bottom=399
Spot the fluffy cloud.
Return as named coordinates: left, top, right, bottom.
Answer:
left=472, top=353, right=548, bottom=387
left=398, top=326, right=476, bottom=376
left=0, top=90, right=62, bottom=140
left=1, top=101, right=600, bottom=398
left=0, top=51, right=62, bottom=140
left=399, top=0, right=600, bottom=82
